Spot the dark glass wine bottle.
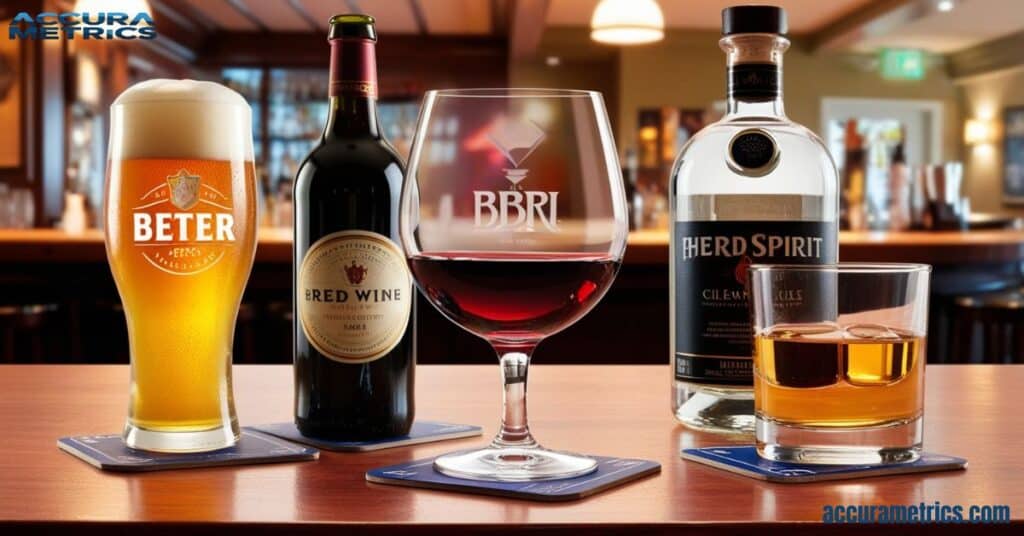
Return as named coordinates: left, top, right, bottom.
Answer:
left=293, top=14, right=414, bottom=440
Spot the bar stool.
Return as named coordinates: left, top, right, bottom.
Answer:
left=0, top=304, right=60, bottom=363
left=950, top=290, right=1024, bottom=364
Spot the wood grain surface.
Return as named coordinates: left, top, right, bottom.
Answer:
left=0, top=364, right=1021, bottom=534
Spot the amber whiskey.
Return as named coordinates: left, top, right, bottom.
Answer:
left=754, top=323, right=924, bottom=427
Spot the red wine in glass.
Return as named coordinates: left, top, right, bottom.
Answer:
left=409, top=251, right=620, bottom=343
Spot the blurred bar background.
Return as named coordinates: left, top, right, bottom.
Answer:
left=1, top=0, right=1023, bottom=365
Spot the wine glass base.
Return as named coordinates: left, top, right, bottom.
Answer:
left=434, top=446, right=599, bottom=482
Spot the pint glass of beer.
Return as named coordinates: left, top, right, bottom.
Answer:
left=105, top=79, right=257, bottom=452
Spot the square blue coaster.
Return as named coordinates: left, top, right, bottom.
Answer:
left=366, top=455, right=661, bottom=501
left=250, top=421, right=483, bottom=452
left=682, top=446, right=967, bottom=483
left=57, top=429, right=318, bottom=472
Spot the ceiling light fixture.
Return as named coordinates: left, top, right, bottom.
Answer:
left=936, top=0, right=955, bottom=12
left=590, top=0, right=664, bottom=45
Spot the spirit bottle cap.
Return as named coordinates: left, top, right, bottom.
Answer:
left=722, top=6, right=788, bottom=36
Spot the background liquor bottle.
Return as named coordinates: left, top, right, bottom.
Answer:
left=293, top=15, right=414, bottom=440
left=842, top=120, right=866, bottom=230
left=669, top=6, right=840, bottom=434
left=622, top=148, right=644, bottom=230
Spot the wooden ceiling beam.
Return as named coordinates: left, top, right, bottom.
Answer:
left=226, top=0, right=268, bottom=32
left=947, top=30, right=1024, bottom=80
left=151, top=0, right=216, bottom=33
left=806, top=0, right=920, bottom=53
left=196, top=32, right=507, bottom=68
left=136, top=0, right=211, bottom=64
left=407, top=0, right=428, bottom=34
left=287, top=0, right=320, bottom=32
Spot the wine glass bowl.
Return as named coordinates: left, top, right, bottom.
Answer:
left=408, top=252, right=620, bottom=343
left=400, top=88, right=628, bottom=481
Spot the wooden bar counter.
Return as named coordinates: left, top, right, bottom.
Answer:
left=0, top=364, right=1020, bottom=533
left=3, top=228, right=1024, bottom=265
left=0, top=228, right=1021, bottom=366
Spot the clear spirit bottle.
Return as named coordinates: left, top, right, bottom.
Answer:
left=670, top=6, right=840, bottom=434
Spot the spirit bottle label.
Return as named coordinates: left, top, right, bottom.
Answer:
left=673, top=220, right=838, bottom=384
left=729, top=63, right=780, bottom=99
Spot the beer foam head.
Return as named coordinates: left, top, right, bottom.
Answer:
left=110, top=79, right=254, bottom=161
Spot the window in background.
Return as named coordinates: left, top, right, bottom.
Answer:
left=822, top=97, right=943, bottom=166
left=1004, top=107, right=1024, bottom=205
left=267, top=68, right=327, bottom=192
left=0, top=24, right=21, bottom=169
left=379, top=101, right=419, bottom=159
left=66, top=53, right=104, bottom=231
left=828, top=117, right=904, bottom=228
left=221, top=67, right=419, bottom=229
left=221, top=68, right=263, bottom=160
left=822, top=98, right=944, bottom=230
left=633, top=106, right=721, bottom=229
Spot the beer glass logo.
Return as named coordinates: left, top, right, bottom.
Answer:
left=473, top=117, right=559, bottom=232
left=167, top=169, right=200, bottom=210
left=131, top=168, right=236, bottom=276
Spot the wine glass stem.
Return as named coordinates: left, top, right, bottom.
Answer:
left=491, top=347, right=539, bottom=449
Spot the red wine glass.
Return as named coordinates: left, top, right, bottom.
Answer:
left=400, top=89, right=628, bottom=481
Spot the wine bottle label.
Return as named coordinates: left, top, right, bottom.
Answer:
left=673, top=220, right=838, bottom=385
left=298, top=230, right=412, bottom=364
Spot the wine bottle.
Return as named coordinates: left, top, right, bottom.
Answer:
left=293, top=14, right=414, bottom=439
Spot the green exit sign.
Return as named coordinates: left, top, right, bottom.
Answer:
left=880, top=49, right=926, bottom=80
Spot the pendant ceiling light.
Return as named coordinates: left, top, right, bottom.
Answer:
left=590, top=0, right=665, bottom=45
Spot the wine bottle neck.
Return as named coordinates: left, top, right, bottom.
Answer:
left=324, top=38, right=381, bottom=140
left=325, top=97, right=380, bottom=139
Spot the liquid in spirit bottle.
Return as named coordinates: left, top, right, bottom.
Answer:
left=670, top=5, right=840, bottom=434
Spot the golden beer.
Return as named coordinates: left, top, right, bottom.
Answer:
left=105, top=80, right=256, bottom=452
